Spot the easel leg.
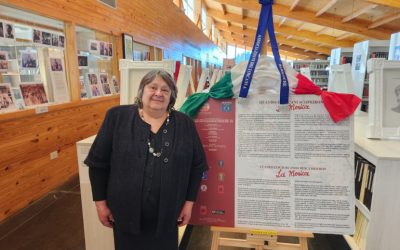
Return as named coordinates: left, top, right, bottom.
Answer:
left=211, top=231, right=220, bottom=250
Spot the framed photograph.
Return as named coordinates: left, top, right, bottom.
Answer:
left=100, top=73, right=111, bottom=95
left=112, top=75, right=119, bottom=93
left=78, top=55, right=88, bottom=68
left=99, top=41, right=105, bottom=56
left=0, top=22, right=4, bottom=38
left=4, top=23, right=15, bottom=39
left=42, top=31, right=51, bottom=45
left=0, top=51, right=7, bottom=61
left=0, top=83, right=17, bottom=112
left=59, top=35, right=65, bottom=48
left=51, top=34, right=59, bottom=47
left=79, top=77, right=89, bottom=99
left=108, top=43, right=113, bottom=57
left=21, top=50, right=38, bottom=69
left=50, top=58, right=63, bottom=71
left=89, top=40, right=99, bottom=54
left=11, top=87, right=25, bottom=110
left=19, top=82, right=48, bottom=106
left=33, top=29, right=41, bottom=43
left=366, top=58, right=400, bottom=139
left=0, top=60, right=8, bottom=72
left=87, top=73, right=103, bottom=97
left=122, top=33, right=133, bottom=59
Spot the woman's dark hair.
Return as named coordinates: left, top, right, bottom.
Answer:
left=135, top=69, right=177, bottom=111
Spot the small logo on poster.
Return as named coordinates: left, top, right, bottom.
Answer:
left=217, top=160, right=224, bottom=168
left=202, top=171, right=208, bottom=180
left=200, top=184, right=208, bottom=192
left=200, top=102, right=210, bottom=112
left=212, top=210, right=225, bottom=215
left=221, top=102, right=232, bottom=112
left=217, top=172, right=225, bottom=182
left=200, top=205, right=207, bottom=215
left=217, top=185, right=224, bottom=194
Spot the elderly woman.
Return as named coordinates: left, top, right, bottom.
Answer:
left=84, top=70, right=208, bottom=250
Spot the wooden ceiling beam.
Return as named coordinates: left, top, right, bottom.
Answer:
left=210, top=11, right=355, bottom=47
left=342, top=4, right=378, bottom=23
left=297, top=22, right=307, bottom=31
left=279, top=17, right=287, bottom=27
left=222, top=36, right=311, bottom=59
left=336, top=32, right=353, bottom=40
left=222, top=35, right=326, bottom=59
left=368, top=12, right=400, bottom=29
left=315, top=0, right=338, bottom=17
left=290, top=0, right=301, bottom=11
left=366, top=0, right=400, bottom=8
left=212, top=0, right=393, bottom=39
left=220, top=30, right=331, bottom=55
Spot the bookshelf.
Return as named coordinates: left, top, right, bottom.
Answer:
left=292, top=60, right=329, bottom=88
left=344, top=113, right=400, bottom=250
left=351, top=40, right=389, bottom=112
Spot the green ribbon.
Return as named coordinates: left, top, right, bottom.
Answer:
left=180, top=72, right=234, bottom=118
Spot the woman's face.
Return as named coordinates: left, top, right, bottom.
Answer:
left=142, top=76, right=171, bottom=112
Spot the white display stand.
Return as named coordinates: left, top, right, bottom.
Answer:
left=366, top=58, right=400, bottom=139
left=330, top=47, right=353, bottom=66
left=327, top=64, right=353, bottom=94
left=215, top=69, right=223, bottom=83
left=196, top=68, right=209, bottom=93
left=77, top=136, right=115, bottom=250
left=388, top=32, right=400, bottom=60
left=119, top=59, right=176, bottom=105
left=351, top=40, right=389, bottom=100
left=344, top=113, right=400, bottom=250
left=175, top=64, right=192, bottom=109
left=77, top=136, right=188, bottom=250
left=209, top=68, right=219, bottom=87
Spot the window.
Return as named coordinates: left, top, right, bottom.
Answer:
left=201, top=5, right=207, bottom=32
left=235, top=47, right=246, bottom=64
left=183, top=0, right=195, bottom=22
left=227, top=44, right=236, bottom=59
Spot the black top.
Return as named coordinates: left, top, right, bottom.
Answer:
left=85, top=105, right=208, bottom=235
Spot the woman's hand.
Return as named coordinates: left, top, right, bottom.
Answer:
left=95, top=200, right=114, bottom=228
left=177, top=201, right=194, bottom=227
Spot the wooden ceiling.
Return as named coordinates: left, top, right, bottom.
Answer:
left=202, top=0, right=400, bottom=60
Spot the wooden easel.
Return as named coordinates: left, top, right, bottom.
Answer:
left=210, top=227, right=313, bottom=250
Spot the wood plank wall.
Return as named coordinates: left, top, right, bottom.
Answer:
left=0, top=97, right=119, bottom=221
left=0, top=0, right=220, bottom=221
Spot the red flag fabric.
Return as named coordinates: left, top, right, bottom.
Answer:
left=294, top=74, right=361, bottom=123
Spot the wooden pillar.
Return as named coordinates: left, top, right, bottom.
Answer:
left=64, top=22, right=80, bottom=101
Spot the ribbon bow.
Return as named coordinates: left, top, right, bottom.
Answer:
left=294, top=74, right=361, bottom=123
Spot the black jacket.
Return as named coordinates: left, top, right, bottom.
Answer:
left=84, top=105, right=208, bottom=235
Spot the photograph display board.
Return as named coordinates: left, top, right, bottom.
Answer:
left=328, top=64, right=353, bottom=94
left=352, top=41, right=369, bottom=99
left=192, top=96, right=355, bottom=234
left=366, top=58, right=400, bottom=139
left=388, top=32, right=400, bottom=60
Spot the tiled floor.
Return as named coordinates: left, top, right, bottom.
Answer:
left=0, top=176, right=351, bottom=250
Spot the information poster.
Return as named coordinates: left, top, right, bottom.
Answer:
left=191, top=98, right=235, bottom=227
left=235, top=95, right=354, bottom=234
left=192, top=95, right=354, bottom=235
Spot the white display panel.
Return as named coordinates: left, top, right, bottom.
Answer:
left=119, top=59, right=175, bottom=105
left=196, top=68, right=209, bottom=93
left=366, top=58, right=400, bottom=139
left=388, top=32, right=400, bottom=61
left=175, top=64, right=192, bottom=109
left=328, top=64, right=353, bottom=94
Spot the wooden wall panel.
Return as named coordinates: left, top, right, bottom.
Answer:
left=1, top=0, right=220, bottom=65
left=0, top=97, right=119, bottom=221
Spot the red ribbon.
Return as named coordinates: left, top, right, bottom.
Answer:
left=293, top=74, right=361, bottom=123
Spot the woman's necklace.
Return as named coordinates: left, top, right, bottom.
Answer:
left=139, top=109, right=170, bottom=157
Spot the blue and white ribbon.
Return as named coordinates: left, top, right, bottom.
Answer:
left=239, top=0, right=289, bottom=105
